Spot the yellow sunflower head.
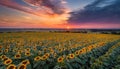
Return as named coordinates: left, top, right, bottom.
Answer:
left=21, top=60, right=30, bottom=65
left=25, top=48, right=30, bottom=52
left=57, top=57, right=64, bottom=63
left=43, top=48, right=47, bottom=52
left=42, top=55, right=48, bottom=60
left=6, top=64, right=16, bottom=69
left=3, top=57, right=9, bottom=61
left=14, top=54, right=21, bottom=59
left=17, top=50, right=22, bottom=54
left=38, top=51, right=42, bottom=55
left=0, top=46, right=2, bottom=49
left=25, top=52, right=31, bottom=56
left=0, top=55, right=7, bottom=60
left=75, top=51, right=79, bottom=56
left=4, top=58, right=12, bottom=65
left=66, top=55, right=69, bottom=60
left=69, top=54, right=75, bottom=59
left=45, top=53, right=50, bottom=57
left=18, top=64, right=26, bottom=69
left=0, top=50, right=3, bottom=53
left=58, top=48, right=62, bottom=52
left=4, top=49, right=9, bottom=53
left=33, top=47, right=37, bottom=50
left=79, top=50, right=83, bottom=54
left=34, top=56, right=41, bottom=61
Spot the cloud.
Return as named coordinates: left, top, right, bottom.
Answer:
left=23, top=0, right=69, bottom=14
left=0, top=0, right=45, bottom=16
left=0, top=0, right=70, bottom=17
left=0, top=0, right=70, bottom=24
left=68, top=0, right=120, bottom=24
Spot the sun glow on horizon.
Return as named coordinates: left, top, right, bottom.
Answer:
left=66, top=26, right=70, bottom=29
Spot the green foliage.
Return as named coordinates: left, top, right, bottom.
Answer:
left=0, top=32, right=120, bottom=69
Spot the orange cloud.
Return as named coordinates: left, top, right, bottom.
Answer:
left=0, top=0, right=70, bottom=25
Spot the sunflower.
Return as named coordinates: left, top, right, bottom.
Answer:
left=88, top=46, right=92, bottom=49
left=69, top=54, right=75, bottom=59
left=45, top=53, right=50, bottom=57
left=54, top=53, right=57, bottom=58
left=63, top=48, right=66, bottom=51
left=57, top=57, right=64, bottom=63
left=25, top=52, right=31, bottom=56
left=75, top=51, right=79, bottom=56
left=87, top=47, right=92, bottom=51
left=25, top=48, right=30, bottom=52
left=4, top=49, right=9, bottom=53
left=0, top=46, right=2, bottom=49
left=6, top=64, right=16, bottom=69
left=34, top=56, right=41, bottom=61
left=50, top=51, right=54, bottom=55
left=82, top=48, right=85, bottom=51
left=82, top=48, right=86, bottom=53
left=12, top=49, right=16, bottom=52
left=33, top=47, right=37, bottom=50
left=17, top=50, right=22, bottom=54
left=42, top=55, right=48, bottom=60
left=48, top=47, right=52, bottom=51
left=4, top=58, right=12, bottom=65
left=99, top=42, right=105, bottom=46
left=58, top=48, right=62, bottom=52
left=38, top=51, right=42, bottom=55
left=18, top=64, right=26, bottom=69
left=43, top=48, right=47, bottom=52
left=0, top=55, right=7, bottom=60
left=66, top=56, right=69, bottom=60
left=3, top=57, right=9, bottom=61
left=14, top=54, right=21, bottom=59
left=21, top=60, right=30, bottom=65
left=91, top=45, right=94, bottom=48
left=79, top=50, right=83, bottom=54
left=0, top=50, right=3, bottom=53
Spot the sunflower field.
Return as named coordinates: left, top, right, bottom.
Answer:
left=0, top=32, right=120, bottom=69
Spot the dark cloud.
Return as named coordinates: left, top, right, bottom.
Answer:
left=68, top=0, right=120, bottom=24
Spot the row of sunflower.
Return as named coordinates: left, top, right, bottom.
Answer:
left=91, top=42, right=120, bottom=69
left=0, top=32, right=120, bottom=69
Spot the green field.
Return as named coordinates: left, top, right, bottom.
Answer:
left=0, top=32, right=120, bottom=69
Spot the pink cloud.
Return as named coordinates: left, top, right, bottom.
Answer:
left=0, top=0, right=70, bottom=17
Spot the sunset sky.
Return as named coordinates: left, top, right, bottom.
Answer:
left=0, top=0, right=120, bottom=29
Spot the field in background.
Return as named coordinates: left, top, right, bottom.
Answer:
left=0, top=32, right=120, bottom=69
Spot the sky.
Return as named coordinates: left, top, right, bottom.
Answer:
left=0, top=0, right=120, bottom=29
